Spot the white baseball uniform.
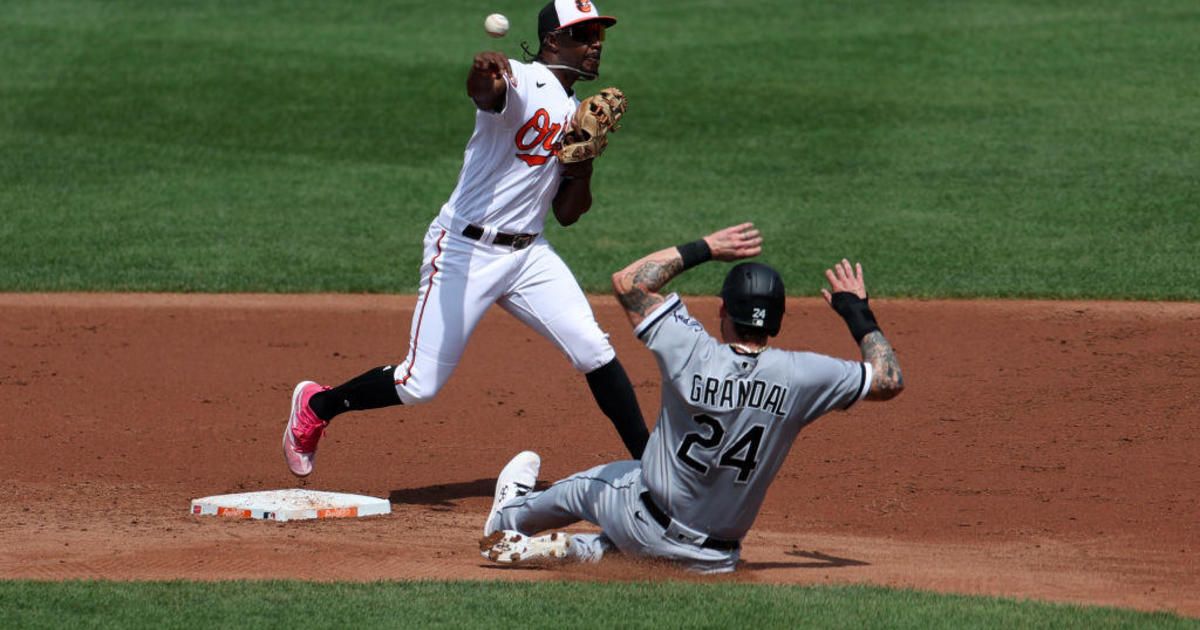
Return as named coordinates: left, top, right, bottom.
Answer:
left=391, top=60, right=614, bottom=404
left=492, top=295, right=873, bottom=572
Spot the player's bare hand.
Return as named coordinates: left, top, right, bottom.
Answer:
left=821, top=259, right=867, bottom=303
left=472, top=51, right=515, bottom=86
left=704, top=222, right=762, bottom=262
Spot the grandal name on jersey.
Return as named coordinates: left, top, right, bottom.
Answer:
left=688, top=373, right=788, bottom=417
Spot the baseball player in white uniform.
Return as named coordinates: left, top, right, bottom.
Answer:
left=479, top=223, right=906, bottom=573
left=282, top=1, right=651, bottom=477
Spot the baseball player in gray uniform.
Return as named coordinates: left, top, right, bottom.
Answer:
left=479, top=222, right=905, bottom=573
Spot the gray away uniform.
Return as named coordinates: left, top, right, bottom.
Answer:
left=493, top=294, right=873, bottom=572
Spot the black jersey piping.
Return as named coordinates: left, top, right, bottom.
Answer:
left=635, top=295, right=682, bottom=341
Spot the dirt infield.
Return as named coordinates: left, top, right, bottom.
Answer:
left=1, top=293, right=1196, bottom=616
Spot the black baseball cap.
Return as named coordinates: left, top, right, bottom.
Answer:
left=538, top=0, right=617, bottom=42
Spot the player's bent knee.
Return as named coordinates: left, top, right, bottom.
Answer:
left=394, top=378, right=444, bottom=406
left=575, top=354, right=615, bottom=374
left=571, top=343, right=616, bottom=374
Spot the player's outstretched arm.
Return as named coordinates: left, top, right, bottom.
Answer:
left=468, top=51, right=513, bottom=112
left=612, top=223, right=762, bottom=328
left=821, top=260, right=904, bottom=401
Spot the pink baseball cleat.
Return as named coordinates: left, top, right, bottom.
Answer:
left=282, top=380, right=330, bottom=477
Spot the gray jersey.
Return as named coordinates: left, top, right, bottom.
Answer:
left=635, top=294, right=872, bottom=540
left=493, top=294, right=874, bottom=573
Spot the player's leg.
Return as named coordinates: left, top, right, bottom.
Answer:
left=283, top=226, right=502, bottom=476
left=584, top=358, right=649, bottom=458
left=306, top=224, right=489, bottom=417
left=519, top=464, right=738, bottom=573
left=389, top=226, right=506, bottom=405
left=561, top=533, right=615, bottom=563
left=484, top=460, right=642, bottom=564
left=305, top=363, right=401, bottom=421
left=498, top=244, right=649, bottom=458
left=484, top=457, right=739, bottom=572
left=286, top=370, right=395, bottom=477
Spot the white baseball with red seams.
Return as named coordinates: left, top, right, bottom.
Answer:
left=484, top=13, right=509, bottom=38
left=391, top=60, right=613, bottom=404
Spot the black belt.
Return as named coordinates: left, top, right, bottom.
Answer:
left=461, top=224, right=538, bottom=250
left=639, top=491, right=741, bottom=551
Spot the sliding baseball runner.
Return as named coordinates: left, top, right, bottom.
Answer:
left=480, top=223, right=905, bottom=573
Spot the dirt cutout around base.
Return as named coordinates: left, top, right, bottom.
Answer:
left=0, top=294, right=1196, bottom=616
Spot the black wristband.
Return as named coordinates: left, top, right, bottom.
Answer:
left=676, top=239, right=712, bottom=270
left=830, top=292, right=881, bottom=343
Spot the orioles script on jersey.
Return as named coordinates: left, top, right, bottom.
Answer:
left=689, top=374, right=788, bottom=416
left=514, top=108, right=569, bottom=166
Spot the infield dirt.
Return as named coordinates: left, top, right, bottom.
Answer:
left=1, top=294, right=1196, bottom=616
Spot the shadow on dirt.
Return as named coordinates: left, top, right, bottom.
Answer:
left=390, top=479, right=553, bottom=506
left=741, top=550, right=870, bottom=571
left=389, top=479, right=494, bottom=506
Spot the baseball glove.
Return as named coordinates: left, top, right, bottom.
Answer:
left=557, top=87, right=627, bottom=164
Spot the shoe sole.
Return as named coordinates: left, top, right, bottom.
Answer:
left=283, top=380, right=317, bottom=477
left=479, top=530, right=570, bottom=564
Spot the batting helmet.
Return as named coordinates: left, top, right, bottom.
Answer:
left=719, top=262, right=785, bottom=337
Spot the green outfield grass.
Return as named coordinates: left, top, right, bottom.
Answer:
left=1, top=581, right=1195, bottom=630
left=2, top=0, right=1197, bottom=625
left=2, top=0, right=1197, bottom=298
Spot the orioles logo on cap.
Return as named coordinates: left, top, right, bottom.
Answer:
left=576, top=0, right=593, bottom=13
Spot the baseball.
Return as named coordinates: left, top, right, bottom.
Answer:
left=484, top=13, right=509, bottom=38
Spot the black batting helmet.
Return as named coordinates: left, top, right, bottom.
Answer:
left=719, top=262, right=785, bottom=337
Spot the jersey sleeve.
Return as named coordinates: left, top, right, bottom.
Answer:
left=487, top=61, right=531, bottom=126
left=787, top=353, right=873, bottom=422
left=634, top=294, right=714, bottom=380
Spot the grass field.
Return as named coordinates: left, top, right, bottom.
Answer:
left=2, top=0, right=1198, bottom=627
left=2, top=0, right=1197, bottom=298
left=1, top=581, right=1196, bottom=630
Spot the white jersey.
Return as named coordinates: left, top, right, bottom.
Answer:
left=439, top=60, right=578, bottom=235
left=393, top=59, right=617, bottom=407
left=635, top=295, right=873, bottom=540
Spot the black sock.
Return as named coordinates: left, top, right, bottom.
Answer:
left=585, top=358, right=649, bottom=459
left=309, top=365, right=402, bottom=421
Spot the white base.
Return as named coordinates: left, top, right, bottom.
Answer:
left=190, top=489, right=390, bottom=522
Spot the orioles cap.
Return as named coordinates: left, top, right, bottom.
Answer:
left=538, top=0, right=617, bottom=42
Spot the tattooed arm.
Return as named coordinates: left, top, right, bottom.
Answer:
left=859, top=330, right=905, bottom=400
left=821, top=259, right=905, bottom=401
left=612, top=223, right=763, bottom=329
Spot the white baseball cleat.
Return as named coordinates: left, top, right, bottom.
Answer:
left=483, top=451, right=540, bottom=535
left=479, top=530, right=571, bottom=564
